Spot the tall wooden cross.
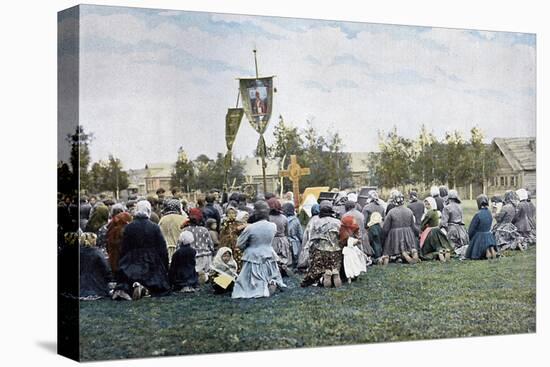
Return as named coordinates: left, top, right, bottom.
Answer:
left=279, top=155, right=310, bottom=208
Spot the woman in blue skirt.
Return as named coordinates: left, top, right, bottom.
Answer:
left=466, top=194, right=498, bottom=260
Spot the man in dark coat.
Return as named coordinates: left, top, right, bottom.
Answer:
left=114, top=200, right=170, bottom=300
left=202, top=193, right=221, bottom=232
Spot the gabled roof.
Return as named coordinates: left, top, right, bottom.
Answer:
left=493, top=137, right=536, bottom=171
left=346, top=152, right=371, bottom=173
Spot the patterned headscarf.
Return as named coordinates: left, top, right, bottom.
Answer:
left=80, top=232, right=97, bottom=247
left=163, top=199, right=183, bottom=215
left=392, top=191, right=405, bottom=206
left=368, top=190, right=379, bottom=203
left=64, top=232, right=80, bottom=246
left=504, top=190, right=519, bottom=205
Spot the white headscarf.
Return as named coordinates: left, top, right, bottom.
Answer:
left=516, top=188, right=528, bottom=201
left=424, top=196, right=437, bottom=211
left=347, top=193, right=358, bottom=203
left=178, top=230, right=194, bottom=245
left=430, top=186, right=440, bottom=197
left=135, top=200, right=152, bottom=219
left=211, top=247, right=238, bottom=278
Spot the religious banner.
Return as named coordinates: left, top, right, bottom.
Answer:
left=238, top=76, right=274, bottom=134
left=225, top=108, right=244, bottom=151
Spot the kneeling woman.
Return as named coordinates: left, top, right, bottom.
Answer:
left=232, top=201, right=286, bottom=299
left=420, top=197, right=453, bottom=262
left=381, top=192, right=419, bottom=265
left=466, top=195, right=497, bottom=260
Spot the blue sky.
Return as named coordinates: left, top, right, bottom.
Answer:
left=59, top=4, right=536, bottom=169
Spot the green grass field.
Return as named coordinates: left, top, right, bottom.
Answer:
left=79, top=200, right=536, bottom=361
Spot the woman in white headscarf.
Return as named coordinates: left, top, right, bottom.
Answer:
left=209, top=247, right=239, bottom=294
left=514, top=188, right=536, bottom=245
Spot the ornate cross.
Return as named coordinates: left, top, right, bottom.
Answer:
left=279, top=155, right=310, bottom=208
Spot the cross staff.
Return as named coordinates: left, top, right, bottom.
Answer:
left=279, top=155, right=310, bottom=208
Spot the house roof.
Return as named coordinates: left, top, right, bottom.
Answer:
left=493, top=137, right=536, bottom=171
left=144, top=163, right=174, bottom=178
left=346, top=152, right=370, bottom=173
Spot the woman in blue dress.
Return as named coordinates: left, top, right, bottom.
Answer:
left=466, top=194, right=498, bottom=260
left=232, top=201, right=286, bottom=299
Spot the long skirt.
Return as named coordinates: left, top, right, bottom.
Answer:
left=466, top=232, right=497, bottom=260
left=446, top=223, right=470, bottom=252
left=383, top=227, right=418, bottom=257
left=420, top=227, right=453, bottom=260
left=272, top=236, right=292, bottom=267
left=493, top=223, right=526, bottom=251
left=301, top=248, right=343, bottom=287
left=231, top=258, right=286, bottom=299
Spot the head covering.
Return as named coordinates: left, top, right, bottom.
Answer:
left=393, top=191, right=405, bottom=206
left=409, top=191, right=418, bottom=202
left=206, top=218, right=217, bottom=229
left=448, top=190, right=461, bottom=203
left=311, top=203, right=320, bottom=216
left=368, top=190, right=379, bottom=202
left=430, top=186, right=440, bottom=197
left=282, top=202, right=296, bottom=217
left=267, top=197, right=282, bottom=215
left=344, top=200, right=356, bottom=211
left=439, top=186, right=448, bottom=197
left=319, top=200, right=333, bottom=218
left=339, top=216, right=359, bottom=243
left=253, top=200, right=270, bottom=221
left=476, top=194, right=489, bottom=209
left=135, top=200, right=152, bottom=219
left=86, top=204, right=109, bottom=233
left=110, top=203, right=126, bottom=217
left=516, top=188, right=528, bottom=201
left=178, top=230, right=194, bottom=245
left=106, top=211, right=132, bottom=249
left=163, top=199, right=183, bottom=215
left=236, top=210, right=249, bottom=223
left=424, top=196, right=437, bottom=211
left=347, top=193, right=358, bottom=203
left=504, top=190, right=518, bottom=205
left=80, top=232, right=97, bottom=247
left=211, top=247, right=238, bottom=278
left=367, top=211, right=383, bottom=227
left=188, top=207, right=203, bottom=225
left=64, top=232, right=80, bottom=246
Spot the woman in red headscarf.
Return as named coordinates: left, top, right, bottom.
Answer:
left=181, top=208, right=215, bottom=283
left=340, top=216, right=369, bottom=282
left=106, top=211, right=133, bottom=274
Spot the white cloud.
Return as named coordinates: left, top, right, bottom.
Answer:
left=75, top=6, right=536, bottom=169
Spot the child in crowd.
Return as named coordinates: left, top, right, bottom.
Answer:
left=206, top=218, right=220, bottom=250
left=209, top=247, right=239, bottom=294
left=169, top=231, right=199, bottom=293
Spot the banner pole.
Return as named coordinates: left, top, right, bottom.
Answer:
left=253, top=48, right=267, bottom=195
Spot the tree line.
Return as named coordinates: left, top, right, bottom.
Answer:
left=367, top=125, right=500, bottom=193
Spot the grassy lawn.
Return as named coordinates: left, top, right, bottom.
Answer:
left=79, top=245, right=536, bottom=361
